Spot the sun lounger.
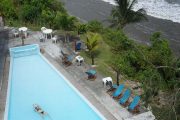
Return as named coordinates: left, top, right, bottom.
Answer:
left=85, top=69, right=97, bottom=79
left=67, top=55, right=73, bottom=61
left=62, top=55, right=74, bottom=66
left=112, top=84, right=124, bottom=98
left=60, top=50, right=68, bottom=58
left=119, top=89, right=131, bottom=105
left=106, top=83, right=118, bottom=92
left=128, top=96, right=140, bottom=112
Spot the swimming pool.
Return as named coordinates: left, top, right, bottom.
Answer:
left=4, top=44, right=106, bottom=120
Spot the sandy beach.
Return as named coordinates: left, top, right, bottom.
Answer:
left=61, top=0, right=180, bottom=56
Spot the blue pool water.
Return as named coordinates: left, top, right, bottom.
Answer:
left=5, top=44, right=105, bottom=120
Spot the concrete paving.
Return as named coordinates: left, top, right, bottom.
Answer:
left=0, top=30, right=155, bottom=120
left=0, top=29, right=9, bottom=90
left=0, top=54, right=9, bottom=120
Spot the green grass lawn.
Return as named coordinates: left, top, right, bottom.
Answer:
left=79, top=34, right=121, bottom=83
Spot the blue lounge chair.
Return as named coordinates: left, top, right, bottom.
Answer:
left=63, top=55, right=74, bottom=66
left=128, top=96, right=140, bottom=111
left=119, top=89, right=131, bottom=105
left=67, top=55, right=73, bottom=62
left=61, top=50, right=67, bottom=57
left=76, top=42, right=81, bottom=50
left=112, top=84, right=118, bottom=89
left=106, top=83, right=119, bottom=92
left=112, top=84, right=124, bottom=97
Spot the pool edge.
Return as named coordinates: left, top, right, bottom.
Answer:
left=4, top=57, right=13, bottom=120
left=5, top=44, right=107, bottom=120
left=40, top=53, right=107, bottom=120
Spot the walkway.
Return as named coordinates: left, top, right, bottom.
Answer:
left=0, top=28, right=9, bottom=119
left=0, top=29, right=9, bottom=90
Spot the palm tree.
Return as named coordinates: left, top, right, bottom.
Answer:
left=85, top=32, right=100, bottom=65
left=110, top=0, right=147, bottom=29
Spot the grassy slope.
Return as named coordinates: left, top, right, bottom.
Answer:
left=80, top=34, right=124, bottom=84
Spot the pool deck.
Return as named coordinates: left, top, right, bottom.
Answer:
left=0, top=50, right=9, bottom=119
left=0, top=30, right=155, bottom=120
left=0, top=28, right=9, bottom=120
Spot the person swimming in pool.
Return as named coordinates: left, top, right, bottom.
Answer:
left=33, top=104, right=47, bottom=118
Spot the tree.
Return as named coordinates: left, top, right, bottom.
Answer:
left=54, top=12, right=77, bottom=42
left=103, top=29, right=132, bottom=53
left=0, top=0, right=17, bottom=25
left=148, top=32, right=175, bottom=88
left=12, top=0, right=24, bottom=6
left=3, top=0, right=67, bottom=26
left=85, top=32, right=101, bottom=65
left=110, top=0, right=147, bottom=29
left=103, top=29, right=137, bottom=77
left=41, top=10, right=55, bottom=28
left=139, top=68, right=161, bottom=107
left=54, top=13, right=77, bottom=30
left=109, top=55, right=126, bottom=85
left=48, top=0, right=66, bottom=13
left=20, top=4, right=40, bottom=23
left=77, top=24, right=87, bottom=35
left=87, top=20, right=103, bottom=33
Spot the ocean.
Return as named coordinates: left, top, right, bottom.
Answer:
left=101, top=0, right=180, bottom=23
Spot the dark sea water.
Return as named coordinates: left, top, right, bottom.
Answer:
left=165, top=0, right=180, bottom=4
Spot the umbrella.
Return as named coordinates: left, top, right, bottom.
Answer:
left=85, top=69, right=96, bottom=75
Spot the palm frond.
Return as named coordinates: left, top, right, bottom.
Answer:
left=132, top=8, right=147, bottom=22
left=128, top=0, right=137, bottom=11
left=85, top=32, right=100, bottom=51
left=110, top=0, right=147, bottom=29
